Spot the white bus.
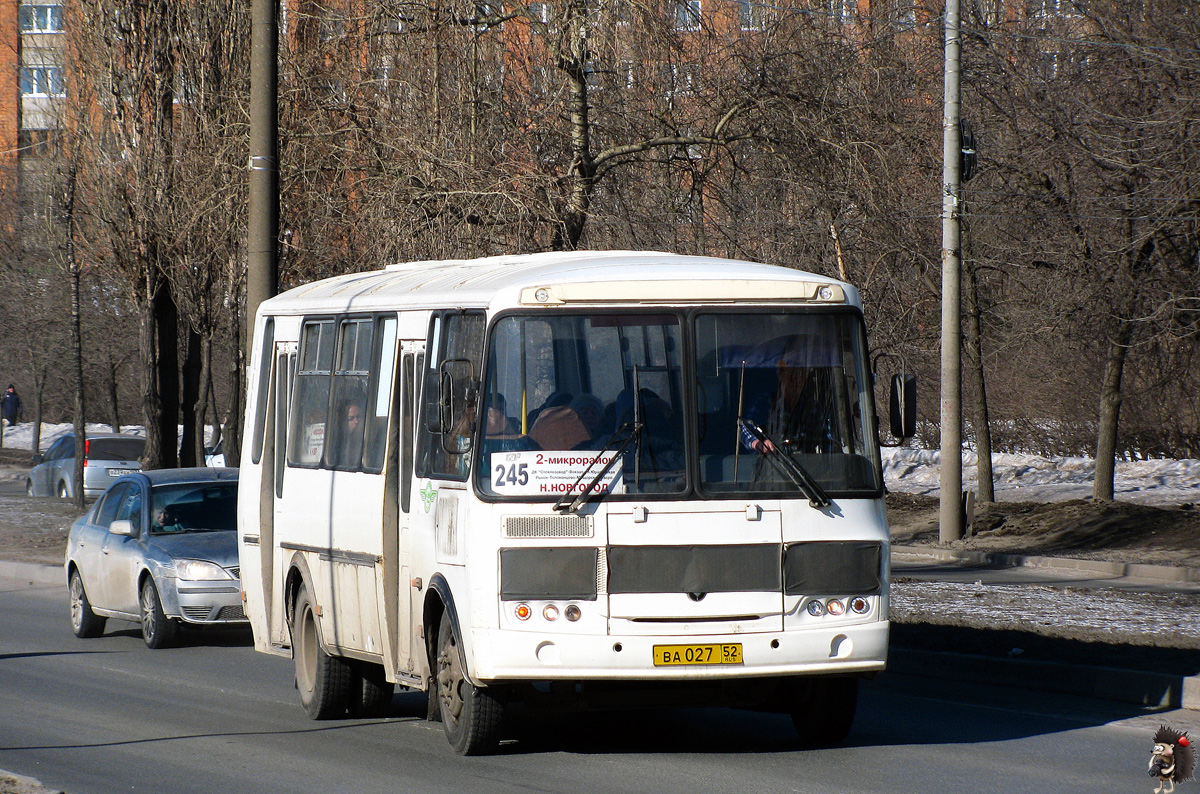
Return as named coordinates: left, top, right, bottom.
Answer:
left=237, top=250, right=915, bottom=754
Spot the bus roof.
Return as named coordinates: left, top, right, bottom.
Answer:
left=259, top=250, right=859, bottom=317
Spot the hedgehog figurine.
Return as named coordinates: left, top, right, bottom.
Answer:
left=1150, top=725, right=1195, bottom=794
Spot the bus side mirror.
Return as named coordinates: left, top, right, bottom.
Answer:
left=889, top=374, right=917, bottom=440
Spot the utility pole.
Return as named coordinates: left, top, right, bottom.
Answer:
left=939, top=0, right=964, bottom=542
left=247, top=0, right=279, bottom=355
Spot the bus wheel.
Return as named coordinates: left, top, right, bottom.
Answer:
left=789, top=676, right=858, bottom=747
left=293, top=585, right=352, bottom=719
left=348, top=661, right=395, bottom=718
left=435, top=611, right=504, bottom=755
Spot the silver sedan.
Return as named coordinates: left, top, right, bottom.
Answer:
left=64, top=467, right=246, bottom=648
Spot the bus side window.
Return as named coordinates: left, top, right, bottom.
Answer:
left=326, top=318, right=374, bottom=471
left=364, top=317, right=398, bottom=472
left=289, top=320, right=335, bottom=467
left=251, top=319, right=274, bottom=464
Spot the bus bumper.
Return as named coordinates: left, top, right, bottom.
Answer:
left=468, top=620, right=889, bottom=682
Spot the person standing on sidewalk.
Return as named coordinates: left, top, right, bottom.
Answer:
left=0, top=385, right=21, bottom=427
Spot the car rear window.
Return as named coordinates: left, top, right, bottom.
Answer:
left=86, top=438, right=146, bottom=461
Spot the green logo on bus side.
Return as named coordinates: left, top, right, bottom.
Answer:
left=420, top=482, right=437, bottom=513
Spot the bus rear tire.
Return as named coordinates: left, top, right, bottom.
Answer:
left=293, top=585, right=352, bottom=719
left=435, top=611, right=504, bottom=755
left=349, top=661, right=395, bottom=718
left=789, top=676, right=858, bottom=747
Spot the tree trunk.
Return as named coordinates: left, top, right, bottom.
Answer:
left=31, top=364, right=46, bottom=457
left=156, top=283, right=180, bottom=469
left=195, top=333, right=213, bottom=466
left=139, top=276, right=164, bottom=470
left=66, top=167, right=87, bottom=511
left=106, top=352, right=121, bottom=433
left=179, top=327, right=202, bottom=467
left=964, top=266, right=994, bottom=503
left=223, top=305, right=243, bottom=468
left=1093, top=318, right=1131, bottom=501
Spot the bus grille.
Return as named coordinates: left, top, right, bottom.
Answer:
left=504, top=515, right=592, bottom=539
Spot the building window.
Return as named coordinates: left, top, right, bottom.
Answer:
left=18, top=129, right=59, bottom=158
left=737, top=0, right=764, bottom=30
left=20, top=66, right=64, bottom=97
left=19, top=5, right=63, bottom=33
left=673, top=0, right=700, bottom=30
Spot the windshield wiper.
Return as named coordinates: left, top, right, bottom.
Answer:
left=737, top=418, right=832, bottom=509
left=552, top=421, right=642, bottom=514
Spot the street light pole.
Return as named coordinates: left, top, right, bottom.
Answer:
left=939, top=0, right=964, bottom=542
left=247, top=0, right=279, bottom=354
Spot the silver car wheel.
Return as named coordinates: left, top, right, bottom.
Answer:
left=69, top=570, right=106, bottom=638
left=139, top=578, right=178, bottom=649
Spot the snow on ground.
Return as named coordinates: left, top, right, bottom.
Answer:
left=883, top=446, right=1200, bottom=507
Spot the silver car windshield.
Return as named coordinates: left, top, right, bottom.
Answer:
left=150, top=483, right=238, bottom=534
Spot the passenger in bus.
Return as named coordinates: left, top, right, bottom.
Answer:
left=485, top=394, right=517, bottom=436
left=525, top=390, right=572, bottom=427
left=529, top=403, right=590, bottom=451
left=569, top=394, right=605, bottom=441
left=334, top=401, right=364, bottom=468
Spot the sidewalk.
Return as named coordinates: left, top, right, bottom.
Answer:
left=892, top=544, right=1200, bottom=585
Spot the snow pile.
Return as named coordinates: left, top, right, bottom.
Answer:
left=884, top=447, right=1199, bottom=507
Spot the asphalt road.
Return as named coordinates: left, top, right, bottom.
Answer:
left=1, top=573, right=1191, bottom=794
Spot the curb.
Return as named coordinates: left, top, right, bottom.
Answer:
left=0, top=561, right=62, bottom=586
left=889, top=648, right=1200, bottom=711
left=892, top=546, right=1200, bottom=584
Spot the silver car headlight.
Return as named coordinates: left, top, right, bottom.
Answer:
left=174, top=559, right=233, bottom=581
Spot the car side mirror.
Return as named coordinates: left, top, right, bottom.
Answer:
left=109, top=519, right=136, bottom=536
left=889, top=373, right=917, bottom=440
left=30, top=453, right=42, bottom=465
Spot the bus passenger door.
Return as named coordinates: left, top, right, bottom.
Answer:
left=379, top=342, right=422, bottom=681
left=266, top=342, right=297, bottom=648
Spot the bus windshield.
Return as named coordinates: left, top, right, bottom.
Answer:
left=476, top=310, right=880, bottom=500
left=694, top=312, right=880, bottom=496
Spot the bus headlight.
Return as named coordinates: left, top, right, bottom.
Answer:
left=850, top=597, right=870, bottom=614
left=514, top=603, right=532, bottom=621
left=564, top=604, right=581, bottom=622
left=542, top=604, right=560, bottom=621
left=826, top=599, right=845, bottom=616
left=806, top=600, right=825, bottom=617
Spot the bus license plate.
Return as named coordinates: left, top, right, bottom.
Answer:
left=653, top=643, right=743, bottom=666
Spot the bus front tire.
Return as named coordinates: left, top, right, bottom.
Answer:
left=789, top=676, right=858, bottom=747
left=435, top=611, right=504, bottom=755
left=293, top=586, right=352, bottom=719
